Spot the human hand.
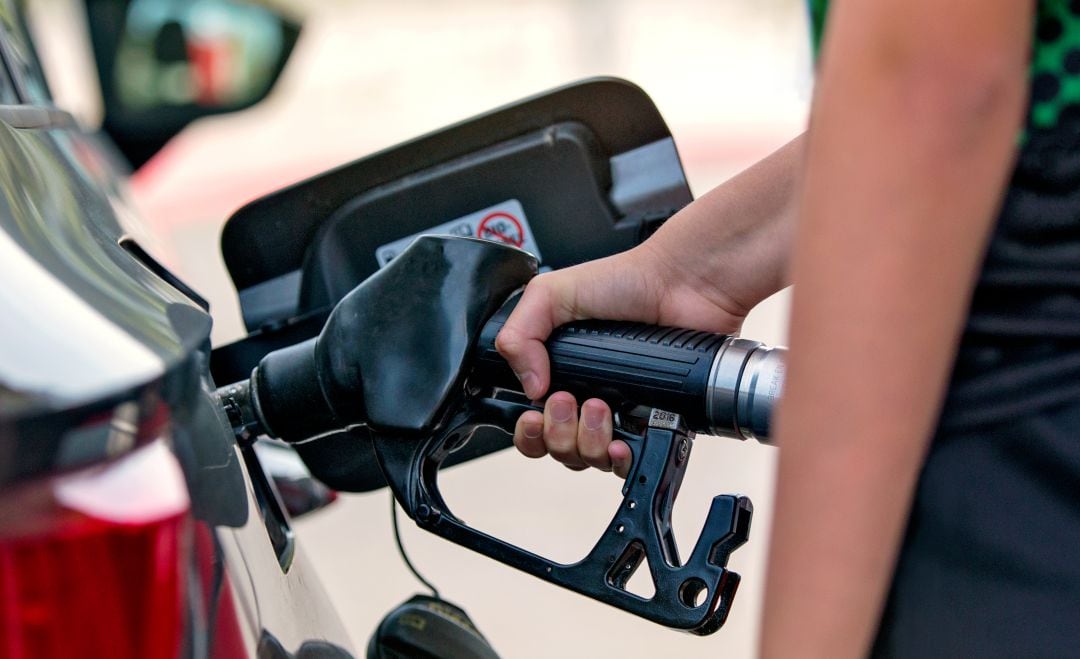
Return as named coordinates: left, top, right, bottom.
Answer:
left=495, top=135, right=800, bottom=475
left=495, top=239, right=754, bottom=477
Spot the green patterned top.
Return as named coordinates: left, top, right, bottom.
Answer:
left=807, top=0, right=1080, bottom=131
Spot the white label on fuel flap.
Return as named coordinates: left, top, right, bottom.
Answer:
left=374, top=199, right=542, bottom=267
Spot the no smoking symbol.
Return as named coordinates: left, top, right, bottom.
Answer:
left=477, top=212, right=525, bottom=248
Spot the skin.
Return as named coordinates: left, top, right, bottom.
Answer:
left=497, top=0, right=1030, bottom=655
left=764, top=1, right=1029, bottom=655
left=500, top=134, right=803, bottom=476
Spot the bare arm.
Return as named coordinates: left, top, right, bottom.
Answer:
left=499, top=133, right=803, bottom=399
left=497, top=134, right=803, bottom=474
left=646, top=133, right=803, bottom=323
left=762, top=2, right=1031, bottom=657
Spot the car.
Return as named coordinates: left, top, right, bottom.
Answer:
left=0, top=0, right=356, bottom=655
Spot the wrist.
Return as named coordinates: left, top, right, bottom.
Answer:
left=639, top=220, right=761, bottom=320
left=650, top=191, right=792, bottom=311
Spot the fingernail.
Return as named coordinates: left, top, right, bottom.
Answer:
left=583, top=404, right=604, bottom=431
left=522, top=421, right=542, bottom=439
left=550, top=399, right=574, bottom=423
left=517, top=370, right=539, bottom=398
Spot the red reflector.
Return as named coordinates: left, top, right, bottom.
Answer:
left=0, top=441, right=191, bottom=659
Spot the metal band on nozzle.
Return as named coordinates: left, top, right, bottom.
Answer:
left=706, top=338, right=787, bottom=442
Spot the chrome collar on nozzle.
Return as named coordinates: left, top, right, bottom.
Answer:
left=705, top=338, right=787, bottom=443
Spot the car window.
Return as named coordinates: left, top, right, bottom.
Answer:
left=0, top=0, right=51, bottom=104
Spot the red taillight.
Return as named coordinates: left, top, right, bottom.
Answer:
left=0, top=441, right=191, bottom=659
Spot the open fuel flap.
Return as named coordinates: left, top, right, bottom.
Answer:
left=212, top=77, right=695, bottom=492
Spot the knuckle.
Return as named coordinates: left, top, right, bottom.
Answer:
left=528, top=271, right=556, bottom=290
left=544, top=430, right=580, bottom=462
left=550, top=452, right=582, bottom=468
left=544, top=431, right=576, bottom=456
left=516, top=442, right=546, bottom=459
left=513, top=414, right=545, bottom=458
left=577, top=433, right=609, bottom=463
left=581, top=456, right=609, bottom=471
left=583, top=457, right=610, bottom=471
left=494, top=327, right=520, bottom=356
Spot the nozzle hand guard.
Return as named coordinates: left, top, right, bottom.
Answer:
left=371, top=396, right=751, bottom=634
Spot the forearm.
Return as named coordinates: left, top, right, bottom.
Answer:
left=644, top=133, right=804, bottom=316
left=497, top=136, right=805, bottom=399
left=761, top=1, right=1030, bottom=657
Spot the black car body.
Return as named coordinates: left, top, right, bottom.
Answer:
left=0, top=2, right=354, bottom=655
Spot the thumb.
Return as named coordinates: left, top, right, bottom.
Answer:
left=494, top=274, right=575, bottom=399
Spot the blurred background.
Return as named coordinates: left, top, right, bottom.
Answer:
left=29, top=0, right=810, bottom=656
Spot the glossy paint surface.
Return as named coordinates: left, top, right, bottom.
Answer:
left=0, top=3, right=354, bottom=655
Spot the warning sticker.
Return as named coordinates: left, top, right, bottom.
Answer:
left=375, top=200, right=542, bottom=267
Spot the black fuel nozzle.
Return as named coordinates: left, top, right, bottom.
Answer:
left=229, top=235, right=786, bottom=445
left=224, top=235, right=783, bottom=635
left=473, top=293, right=786, bottom=442
left=238, top=235, right=539, bottom=443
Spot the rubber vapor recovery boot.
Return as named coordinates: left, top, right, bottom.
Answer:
left=367, top=594, right=501, bottom=659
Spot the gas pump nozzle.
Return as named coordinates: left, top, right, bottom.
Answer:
left=225, top=235, right=785, bottom=635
